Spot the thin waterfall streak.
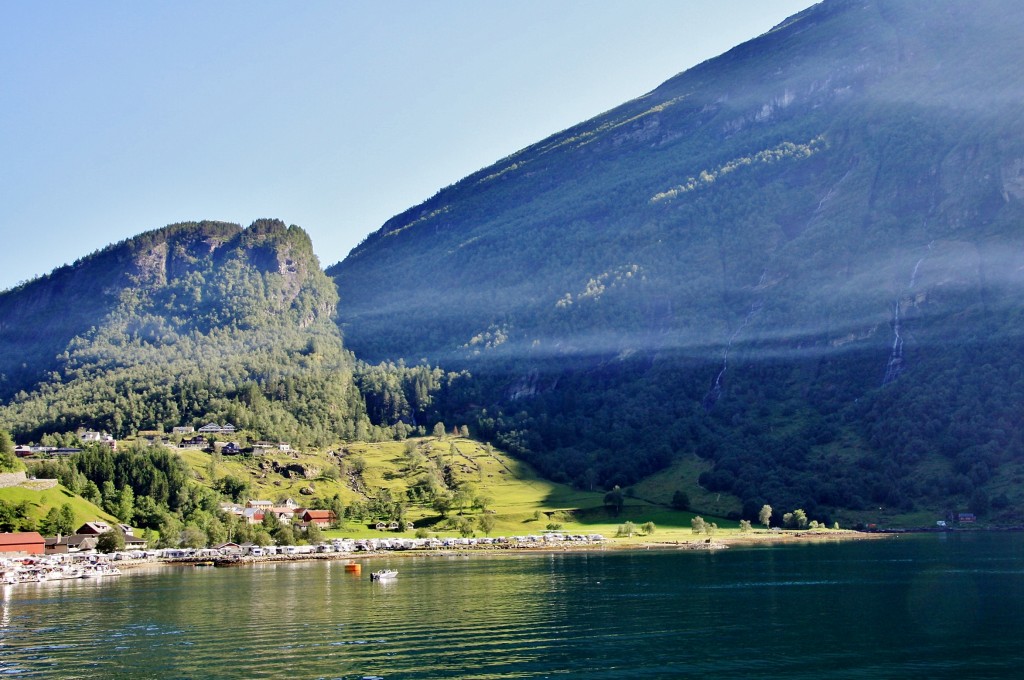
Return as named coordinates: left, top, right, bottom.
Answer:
left=883, top=242, right=932, bottom=386
left=704, top=283, right=764, bottom=410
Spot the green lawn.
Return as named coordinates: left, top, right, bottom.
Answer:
left=0, top=483, right=116, bottom=528
left=630, top=454, right=743, bottom=518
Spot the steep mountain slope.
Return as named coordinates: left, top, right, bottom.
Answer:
left=330, top=0, right=1024, bottom=521
left=0, top=220, right=372, bottom=444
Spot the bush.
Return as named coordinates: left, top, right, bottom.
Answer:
left=615, top=521, right=638, bottom=537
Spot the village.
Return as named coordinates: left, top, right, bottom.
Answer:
left=0, top=518, right=607, bottom=586
left=1, top=424, right=611, bottom=581
left=12, top=423, right=286, bottom=458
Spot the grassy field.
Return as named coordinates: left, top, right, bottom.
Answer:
left=629, top=454, right=743, bottom=518
left=0, top=483, right=116, bottom=528
left=175, top=435, right=728, bottom=540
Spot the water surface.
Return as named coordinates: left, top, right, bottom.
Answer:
left=2, top=533, right=1023, bottom=678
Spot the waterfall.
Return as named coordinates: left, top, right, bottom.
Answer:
left=881, top=299, right=904, bottom=385
left=882, top=242, right=932, bottom=386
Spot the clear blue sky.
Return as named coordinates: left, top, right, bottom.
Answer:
left=1, top=1, right=815, bottom=291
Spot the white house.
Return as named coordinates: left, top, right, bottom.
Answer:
left=198, top=423, right=236, bottom=434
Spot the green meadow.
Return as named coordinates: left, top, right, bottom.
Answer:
left=183, top=435, right=727, bottom=542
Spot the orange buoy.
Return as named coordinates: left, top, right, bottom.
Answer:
left=344, top=563, right=361, bottom=574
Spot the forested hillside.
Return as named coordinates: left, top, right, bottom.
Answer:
left=330, top=0, right=1024, bottom=522
left=0, top=220, right=459, bottom=446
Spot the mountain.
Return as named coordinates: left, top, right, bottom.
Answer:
left=0, top=219, right=378, bottom=445
left=330, top=0, right=1024, bottom=522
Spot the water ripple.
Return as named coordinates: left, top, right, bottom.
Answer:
left=1, top=539, right=1023, bottom=678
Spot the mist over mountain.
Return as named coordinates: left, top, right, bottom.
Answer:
left=330, top=0, right=1024, bottom=521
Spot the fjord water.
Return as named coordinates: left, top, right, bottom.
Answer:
left=3, top=533, right=1023, bottom=678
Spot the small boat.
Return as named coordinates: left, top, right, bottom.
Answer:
left=369, top=569, right=397, bottom=581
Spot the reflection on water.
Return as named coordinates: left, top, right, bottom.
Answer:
left=1, top=534, right=1023, bottom=678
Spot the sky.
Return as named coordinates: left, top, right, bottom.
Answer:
left=0, top=1, right=815, bottom=292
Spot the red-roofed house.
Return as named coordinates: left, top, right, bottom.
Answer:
left=300, top=510, right=335, bottom=528
left=0, top=532, right=45, bottom=555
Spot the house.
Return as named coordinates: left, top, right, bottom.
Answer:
left=75, top=522, right=135, bottom=537
left=300, top=510, right=335, bottom=528
left=80, top=431, right=117, bottom=449
left=0, top=532, right=46, bottom=555
left=958, top=512, right=977, bottom=523
left=268, top=508, right=293, bottom=523
left=172, top=426, right=195, bottom=435
left=44, top=537, right=69, bottom=554
left=45, top=534, right=109, bottom=553
left=372, top=520, right=403, bottom=531
left=221, top=442, right=241, bottom=455
left=66, top=535, right=99, bottom=552
left=76, top=522, right=113, bottom=535
left=246, top=500, right=274, bottom=510
left=124, top=534, right=148, bottom=550
left=214, top=542, right=243, bottom=556
left=198, top=423, right=236, bottom=434
left=179, top=436, right=206, bottom=449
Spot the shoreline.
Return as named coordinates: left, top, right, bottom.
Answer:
left=112, top=529, right=890, bottom=574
